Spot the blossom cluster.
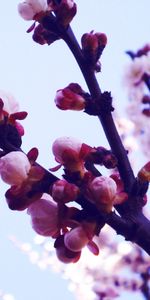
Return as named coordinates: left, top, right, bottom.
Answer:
left=0, top=93, right=130, bottom=264
left=1, top=91, right=149, bottom=264
left=18, top=0, right=77, bottom=45
left=0, top=137, right=125, bottom=263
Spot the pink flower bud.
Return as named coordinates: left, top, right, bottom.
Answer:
left=81, top=31, right=107, bottom=63
left=52, top=179, right=79, bottom=203
left=81, top=32, right=99, bottom=53
left=86, top=176, right=117, bottom=212
left=95, top=32, right=107, bottom=48
left=27, top=194, right=59, bottom=237
left=0, top=151, right=31, bottom=185
left=52, top=137, right=92, bottom=177
left=18, top=0, right=48, bottom=21
left=54, top=235, right=81, bottom=263
left=56, top=0, right=77, bottom=27
left=54, top=86, right=85, bottom=111
left=52, top=136, right=82, bottom=166
left=138, top=161, right=150, bottom=182
left=52, top=137, right=90, bottom=176
left=64, top=226, right=90, bottom=252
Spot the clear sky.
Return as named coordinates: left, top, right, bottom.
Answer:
left=0, top=1, right=150, bottom=299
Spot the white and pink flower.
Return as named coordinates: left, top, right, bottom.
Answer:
left=64, top=226, right=90, bottom=252
left=27, top=194, right=59, bottom=237
left=52, top=136, right=91, bottom=176
left=0, top=151, right=31, bottom=186
left=54, top=235, right=81, bottom=263
left=18, top=0, right=48, bottom=21
left=0, top=90, right=19, bottom=118
left=86, top=176, right=117, bottom=212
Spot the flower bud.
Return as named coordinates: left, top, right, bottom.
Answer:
left=54, top=235, right=81, bottom=263
left=52, top=179, right=79, bottom=203
left=18, top=0, right=48, bottom=21
left=52, top=136, right=82, bottom=163
left=27, top=194, right=59, bottom=237
left=81, top=31, right=107, bottom=66
left=64, top=226, right=90, bottom=252
left=54, top=84, right=85, bottom=111
left=0, top=151, right=31, bottom=185
left=86, top=176, right=117, bottom=212
left=52, top=137, right=91, bottom=176
left=56, top=0, right=77, bottom=28
left=81, top=32, right=99, bottom=54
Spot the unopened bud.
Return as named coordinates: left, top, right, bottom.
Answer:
left=0, top=151, right=31, bottom=185
left=52, top=179, right=79, bottom=203
left=64, top=226, right=89, bottom=252
left=55, top=84, right=85, bottom=111
left=81, top=31, right=107, bottom=67
left=56, top=0, right=77, bottom=27
left=54, top=235, right=81, bottom=263
left=86, top=176, right=117, bottom=213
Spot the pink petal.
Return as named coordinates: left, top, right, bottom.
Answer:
left=49, top=164, right=62, bottom=172
left=87, top=240, right=99, bottom=255
left=26, top=21, right=36, bottom=33
left=27, top=147, right=39, bottom=162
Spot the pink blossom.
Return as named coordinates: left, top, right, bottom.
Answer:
left=0, top=151, right=31, bottom=185
left=52, top=137, right=92, bottom=176
left=0, top=90, right=19, bottom=120
left=27, top=194, right=59, bottom=237
left=52, top=179, right=79, bottom=203
left=54, top=235, right=81, bottom=263
left=18, top=0, right=48, bottom=21
left=86, top=176, right=117, bottom=212
left=123, top=56, right=147, bottom=88
left=52, top=136, right=82, bottom=164
left=64, top=226, right=90, bottom=252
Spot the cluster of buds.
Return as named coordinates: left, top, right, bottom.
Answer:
left=81, top=31, right=107, bottom=72
left=18, top=0, right=77, bottom=45
left=0, top=132, right=129, bottom=263
left=51, top=136, right=128, bottom=209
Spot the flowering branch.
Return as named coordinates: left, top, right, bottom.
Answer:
left=40, top=11, right=150, bottom=225
left=0, top=1, right=150, bottom=271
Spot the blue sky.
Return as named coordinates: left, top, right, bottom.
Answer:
left=0, top=1, right=150, bottom=299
